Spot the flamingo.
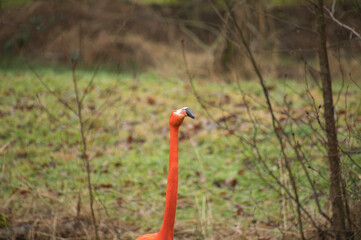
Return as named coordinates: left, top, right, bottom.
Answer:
left=136, top=107, right=195, bottom=240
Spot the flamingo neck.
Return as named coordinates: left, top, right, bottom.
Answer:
left=157, top=126, right=179, bottom=240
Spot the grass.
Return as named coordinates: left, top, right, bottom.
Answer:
left=0, top=62, right=360, bottom=239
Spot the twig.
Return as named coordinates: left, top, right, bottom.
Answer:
left=35, top=94, right=58, bottom=122
left=84, top=96, right=122, bottom=135
left=51, top=211, right=57, bottom=240
left=94, top=191, right=121, bottom=240
left=181, top=40, right=250, bottom=144
left=79, top=64, right=100, bottom=105
left=334, top=43, right=345, bottom=108
left=71, top=59, right=99, bottom=240
left=340, top=149, right=361, bottom=171
left=292, top=133, right=332, bottom=223
left=0, top=140, right=14, bottom=153
left=27, top=63, right=78, bottom=116
left=348, top=73, right=361, bottom=91
left=304, top=64, right=325, bottom=131
left=324, top=5, right=361, bottom=40
left=224, top=1, right=305, bottom=238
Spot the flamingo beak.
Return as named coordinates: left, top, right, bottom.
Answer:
left=185, top=108, right=195, bottom=119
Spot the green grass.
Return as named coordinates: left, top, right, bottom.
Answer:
left=0, top=63, right=360, bottom=239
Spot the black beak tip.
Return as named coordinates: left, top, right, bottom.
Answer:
left=185, top=108, right=195, bottom=119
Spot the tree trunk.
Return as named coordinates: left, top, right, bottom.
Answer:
left=315, top=0, right=347, bottom=239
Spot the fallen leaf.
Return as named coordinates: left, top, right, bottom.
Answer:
left=20, top=190, right=30, bottom=195
left=114, top=162, right=122, bottom=167
left=267, top=85, right=276, bottom=91
left=96, top=183, right=113, bottom=189
left=222, top=94, right=231, bottom=104
left=95, top=151, right=103, bottom=158
left=88, top=104, right=96, bottom=111
left=192, top=123, right=203, bottom=131
left=212, top=180, right=222, bottom=188
left=147, top=96, right=156, bottom=105
left=127, top=135, right=133, bottom=144
left=224, top=177, right=237, bottom=187
left=116, top=197, right=123, bottom=206
left=236, top=208, right=243, bottom=216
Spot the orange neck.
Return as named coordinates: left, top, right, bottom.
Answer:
left=157, top=126, right=179, bottom=240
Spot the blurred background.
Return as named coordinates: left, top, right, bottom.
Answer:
left=1, top=0, right=361, bottom=78
left=0, top=0, right=360, bottom=239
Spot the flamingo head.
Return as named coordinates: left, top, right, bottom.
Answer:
left=169, top=107, right=195, bottom=127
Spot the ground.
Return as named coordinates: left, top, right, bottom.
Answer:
left=0, top=63, right=360, bottom=239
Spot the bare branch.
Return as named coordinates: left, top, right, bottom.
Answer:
left=324, top=6, right=361, bottom=40
left=79, top=64, right=100, bottom=105
left=224, top=1, right=305, bottom=238
left=35, top=94, right=58, bottom=123
left=71, top=60, right=99, bottom=240
left=292, top=133, right=332, bottom=223
left=27, top=63, right=77, bottom=116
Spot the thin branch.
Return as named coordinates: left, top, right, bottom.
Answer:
left=71, top=60, right=99, bottom=240
left=292, top=133, right=332, bottom=223
left=181, top=40, right=254, bottom=146
left=348, top=73, right=361, bottom=91
left=340, top=148, right=361, bottom=171
left=94, top=191, right=121, bottom=240
left=334, top=43, right=345, bottom=108
left=79, top=64, right=100, bottom=105
left=224, top=1, right=305, bottom=238
left=35, top=94, right=58, bottom=123
left=304, top=64, right=326, bottom=131
left=84, top=96, right=122, bottom=135
left=0, top=140, right=14, bottom=154
left=27, top=63, right=77, bottom=116
left=324, top=6, right=361, bottom=40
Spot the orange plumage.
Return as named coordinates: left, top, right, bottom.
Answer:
left=136, top=107, right=194, bottom=240
left=136, top=233, right=157, bottom=240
